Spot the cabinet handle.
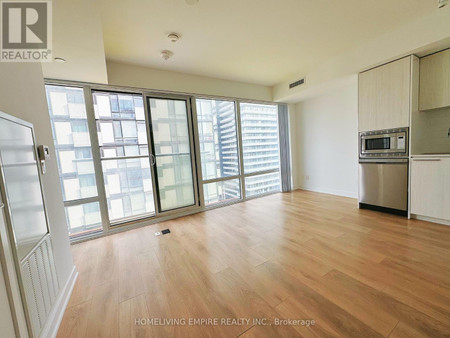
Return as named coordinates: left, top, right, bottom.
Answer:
left=413, top=159, right=441, bottom=161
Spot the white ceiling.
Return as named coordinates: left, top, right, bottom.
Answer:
left=98, top=0, right=437, bottom=86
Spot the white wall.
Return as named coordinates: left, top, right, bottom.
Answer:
left=291, top=76, right=358, bottom=198
left=0, top=63, right=74, bottom=290
left=107, top=61, right=272, bottom=101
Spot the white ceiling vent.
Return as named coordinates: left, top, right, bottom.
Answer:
left=289, top=78, right=305, bottom=89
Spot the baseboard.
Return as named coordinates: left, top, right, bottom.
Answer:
left=411, top=214, right=450, bottom=226
left=295, top=185, right=357, bottom=199
left=40, top=266, right=78, bottom=338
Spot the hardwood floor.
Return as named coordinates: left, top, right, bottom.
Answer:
left=57, top=190, right=450, bottom=337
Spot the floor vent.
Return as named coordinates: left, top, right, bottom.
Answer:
left=289, top=78, right=305, bottom=89
left=155, top=229, right=171, bottom=236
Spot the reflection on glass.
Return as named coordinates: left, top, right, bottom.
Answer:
left=93, top=91, right=148, bottom=158
left=46, top=86, right=98, bottom=201
left=240, top=103, right=280, bottom=174
left=93, top=91, right=156, bottom=223
left=0, top=118, right=48, bottom=260
left=102, top=158, right=155, bottom=222
left=156, top=155, right=195, bottom=210
left=149, top=98, right=195, bottom=211
left=65, top=202, right=102, bottom=236
left=196, top=99, right=239, bottom=180
left=46, top=85, right=100, bottom=237
left=203, top=179, right=241, bottom=206
left=245, top=172, right=281, bottom=197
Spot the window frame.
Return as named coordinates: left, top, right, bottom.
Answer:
left=45, top=79, right=283, bottom=242
left=193, top=97, right=243, bottom=206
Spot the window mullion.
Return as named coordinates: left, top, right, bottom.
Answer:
left=142, top=93, right=160, bottom=217
left=63, top=196, right=100, bottom=207
left=202, top=175, right=242, bottom=184
left=235, top=100, right=246, bottom=200
left=189, top=96, right=205, bottom=207
left=243, top=168, right=280, bottom=178
left=83, top=86, right=111, bottom=233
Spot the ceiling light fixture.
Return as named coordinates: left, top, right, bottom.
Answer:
left=54, top=57, right=66, bottom=63
left=160, top=50, right=173, bottom=60
left=438, top=0, right=448, bottom=8
left=167, top=33, right=180, bottom=43
left=185, top=0, right=199, bottom=5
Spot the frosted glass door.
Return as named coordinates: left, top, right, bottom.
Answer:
left=147, top=97, right=196, bottom=212
left=0, top=116, right=48, bottom=260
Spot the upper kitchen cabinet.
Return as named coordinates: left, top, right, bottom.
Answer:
left=419, top=49, right=450, bottom=111
left=358, top=56, right=412, bottom=132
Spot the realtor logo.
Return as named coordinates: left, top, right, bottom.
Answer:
left=1, top=1, right=52, bottom=62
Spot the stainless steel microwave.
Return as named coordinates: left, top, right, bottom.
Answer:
left=360, top=127, right=408, bottom=157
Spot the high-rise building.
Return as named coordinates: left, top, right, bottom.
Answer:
left=196, top=99, right=281, bottom=204
left=240, top=103, right=281, bottom=197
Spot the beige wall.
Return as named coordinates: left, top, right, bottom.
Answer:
left=107, top=61, right=272, bottom=101
left=41, top=0, right=108, bottom=83
left=291, top=77, right=358, bottom=198
left=0, top=63, right=74, bottom=289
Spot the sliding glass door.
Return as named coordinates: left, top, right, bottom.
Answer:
left=146, top=95, right=197, bottom=212
left=92, top=91, right=155, bottom=223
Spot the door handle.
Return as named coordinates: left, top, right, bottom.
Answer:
left=413, top=159, right=441, bottom=162
left=150, top=154, right=156, bottom=166
left=0, top=203, right=4, bottom=209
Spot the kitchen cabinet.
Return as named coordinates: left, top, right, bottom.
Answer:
left=419, top=49, right=450, bottom=111
left=359, top=56, right=411, bottom=132
left=410, top=157, right=450, bottom=220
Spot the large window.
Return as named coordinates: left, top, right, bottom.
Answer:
left=46, top=82, right=283, bottom=240
left=240, top=102, right=281, bottom=196
left=196, top=99, right=241, bottom=205
left=196, top=99, right=281, bottom=205
left=92, top=91, right=155, bottom=223
left=46, top=85, right=102, bottom=236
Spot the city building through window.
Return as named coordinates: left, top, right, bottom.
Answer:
left=46, top=83, right=282, bottom=239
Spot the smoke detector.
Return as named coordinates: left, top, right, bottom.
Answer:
left=438, top=0, right=448, bottom=8
left=160, top=50, right=173, bottom=60
left=167, top=33, right=180, bottom=43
